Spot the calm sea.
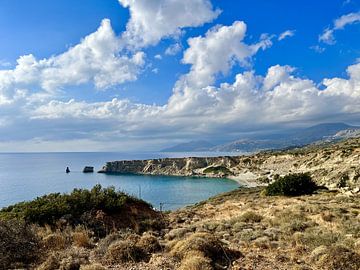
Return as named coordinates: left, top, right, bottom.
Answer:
left=0, top=152, right=240, bottom=210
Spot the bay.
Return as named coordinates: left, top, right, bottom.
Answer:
left=0, top=152, right=240, bottom=210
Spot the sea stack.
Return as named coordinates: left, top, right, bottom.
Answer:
left=83, top=166, right=94, bottom=173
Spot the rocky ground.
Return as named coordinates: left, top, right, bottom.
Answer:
left=6, top=187, right=355, bottom=270
left=1, top=138, right=360, bottom=270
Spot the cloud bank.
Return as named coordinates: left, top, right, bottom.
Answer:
left=0, top=0, right=360, bottom=151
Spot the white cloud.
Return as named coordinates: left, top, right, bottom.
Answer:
left=278, top=30, right=295, bottom=41
left=180, top=21, right=273, bottom=88
left=26, top=20, right=360, bottom=147
left=154, top=54, right=162, bottom=60
left=119, top=0, right=221, bottom=48
left=165, top=43, right=182, bottom=55
left=320, top=11, right=360, bottom=44
left=1, top=5, right=360, bottom=151
left=319, top=28, right=335, bottom=44
left=0, top=19, right=145, bottom=106
left=30, top=61, right=360, bottom=145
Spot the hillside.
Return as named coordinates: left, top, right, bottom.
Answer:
left=1, top=138, right=360, bottom=270
left=1, top=186, right=359, bottom=269
left=100, top=137, right=360, bottom=189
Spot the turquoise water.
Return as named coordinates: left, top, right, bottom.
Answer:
left=0, top=152, right=240, bottom=210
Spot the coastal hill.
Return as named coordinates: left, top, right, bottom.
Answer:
left=161, top=123, right=360, bottom=153
left=100, top=136, right=360, bottom=189
left=1, top=139, right=360, bottom=269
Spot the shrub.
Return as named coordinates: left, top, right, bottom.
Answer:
left=136, top=233, right=161, bottom=253
left=264, top=173, right=318, bottom=196
left=37, top=248, right=89, bottom=270
left=0, top=184, right=150, bottom=226
left=178, top=251, right=212, bottom=270
left=203, top=166, right=231, bottom=175
left=170, top=232, right=241, bottom=268
left=237, top=211, right=263, bottom=223
left=317, top=246, right=360, bottom=270
left=73, top=231, right=91, bottom=248
left=0, top=220, right=40, bottom=269
left=94, top=232, right=123, bottom=257
left=106, top=239, right=145, bottom=263
left=293, top=229, right=340, bottom=250
left=43, top=232, right=67, bottom=250
left=170, top=232, right=223, bottom=260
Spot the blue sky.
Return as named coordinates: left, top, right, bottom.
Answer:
left=0, top=0, right=359, bottom=151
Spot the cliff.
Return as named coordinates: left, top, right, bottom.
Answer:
left=99, top=137, right=360, bottom=188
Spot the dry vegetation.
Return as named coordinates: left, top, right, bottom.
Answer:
left=1, top=186, right=359, bottom=270
left=167, top=188, right=360, bottom=270
left=1, top=138, right=360, bottom=269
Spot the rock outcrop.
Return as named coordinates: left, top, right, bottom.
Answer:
left=99, top=137, right=360, bottom=188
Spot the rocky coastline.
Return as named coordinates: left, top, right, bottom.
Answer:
left=99, top=137, right=360, bottom=189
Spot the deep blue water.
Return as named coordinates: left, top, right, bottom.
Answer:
left=0, top=152, right=240, bottom=210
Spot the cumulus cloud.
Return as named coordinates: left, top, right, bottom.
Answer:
left=119, top=0, right=221, bottom=48
left=319, top=11, right=360, bottom=44
left=179, top=21, right=273, bottom=88
left=27, top=20, right=360, bottom=147
left=1, top=3, right=360, bottom=150
left=0, top=19, right=145, bottom=106
left=278, top=30, right=295, bottom=41
left=30, top=61, right=360, bottom=144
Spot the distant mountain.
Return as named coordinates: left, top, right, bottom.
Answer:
left=289, top=123, right=354, bottom=144
left=161, top=123, right=360, bottom=153
left=212, top=123, right=359, bottom=152
left=210, top=139, right=289, bottom=152
left=161, top=140, right=214, bottom=152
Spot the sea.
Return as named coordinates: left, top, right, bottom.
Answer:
left=0, top=152, right=241, bottom=210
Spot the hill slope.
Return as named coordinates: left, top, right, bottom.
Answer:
left=100, top=137, right=360, bottom=189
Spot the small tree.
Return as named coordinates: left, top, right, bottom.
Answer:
left=264, top=173, right=318, bottom=196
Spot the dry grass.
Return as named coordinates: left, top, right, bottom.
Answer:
left=169, top=232, right=222, bottom=260
left=316, top=245, right=360, bottom=270
left=73, top=231, right=92, bottom=248
left=42, top=232, right=67, bottom=250
left=167, top=187, right=360, bottom=270
left=80, top=263, right=106, bottom=270
left=37, top=247, right=89, bottom=270
left=169, top=232, right=240, bottom=269
left=178, top=250, right=212, bottom=270
left=232, top=211, right=263, bottom=223
left=136, top=233, right=161, bottom=253
left=106, top=239, right=145, bottom=263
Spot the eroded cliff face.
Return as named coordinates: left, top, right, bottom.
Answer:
left=99, top=138, right=360, bottom=188
left=98, top=156, right=239, bottom=177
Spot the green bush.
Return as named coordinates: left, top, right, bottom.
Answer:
left=0, top=185, right=150, bottom=225
left=203, top=166, right=231, bottom=175
left=264, top=173, right=318, bottom=196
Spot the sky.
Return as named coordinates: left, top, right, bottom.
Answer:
left=0, top=0, right=360, bottom=152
